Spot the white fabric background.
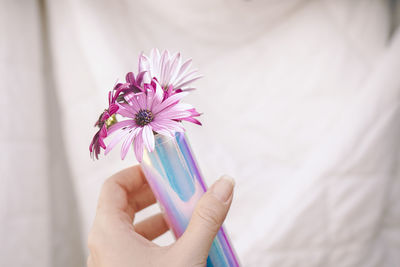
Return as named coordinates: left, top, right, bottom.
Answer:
left=2, top=0, right=400, bottom=266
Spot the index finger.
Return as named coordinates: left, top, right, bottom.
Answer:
left=97, top=165, right=148, bottom=214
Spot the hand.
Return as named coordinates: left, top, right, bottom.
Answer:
left=87, top=165, right=235, bottom=267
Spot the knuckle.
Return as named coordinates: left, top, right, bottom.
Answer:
left=194, top=205, right=222, bottom=233
left=101, top=178, right=114, bottom=191
left=98, top=178, right=117, bottom=205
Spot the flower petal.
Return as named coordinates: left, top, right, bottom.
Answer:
left=107, top=120, right=135, bottom=135
left=181, top=116, right=202, bottom=125
left=174, top=75, right=202, bottom=90
left=108, top=103, right=119, bottom=115
left=152, top=92, right=189, bottom=114
left=136, top=71, right=146, bottom=86
left=153, top=119, right=185, bottom=132
left=134, top=129, right=144, bottom=162
left=159, top=50, right=169, bottom=84
left=187, top=108, right=202, bottom=117
left=150, top=80, right=164, bottom=108
left=105, top=129, right=131, bottom=155
left=126, top=72, right=135, bottom=83
left=121, top=129, right=138, bottom=160
left=173, top=70, right=199, bottom=88
left=99, top=124, right=108, bottom=138
left=156, top=108, right=192, bottom=120
left=167, top=52, right=181, bottom=84
left=117, top=103, right=137, bottom=118
left=98, top=137, right=106, bottom=149
left=145, top=88, right=154, bottom=110
left=142, top=125, right=155, bottom=152
left=176, top=58, right=192, bottom=79
left=153, top=128, right=174, bottom=138
left=150, top=121, right=175, bottom=136
left=139, top=54, right=151, bottom=83
left=174, top=102, right=194, bottom=111
left=136, top=92, right=147, bottom=109
left=150, top=48, right=161, bottom=77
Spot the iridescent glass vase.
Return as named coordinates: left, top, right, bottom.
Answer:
left=140, top=132, right=240, bottom=267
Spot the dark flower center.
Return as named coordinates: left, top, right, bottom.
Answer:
left=135, top=109, right=154, bottom=126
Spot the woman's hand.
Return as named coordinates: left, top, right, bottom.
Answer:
left=87, top=165, right=234, bottom=267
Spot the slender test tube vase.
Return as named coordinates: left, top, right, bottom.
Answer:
left=140, top=132, right=240, bottom=267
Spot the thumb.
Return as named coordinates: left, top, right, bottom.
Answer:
left=172, top=176, right=235, bottom=263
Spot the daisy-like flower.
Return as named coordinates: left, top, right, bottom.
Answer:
left=139, top=48, right=202, bottom=91
left=99, top=89, right=120, bottom=124
left=90, top=91, right=119, bottom=160
left=89, top=124, right=107, bottom=160
left=105, top=79, right=200, bottom=162
left=90, top=82, right=127, bottom=159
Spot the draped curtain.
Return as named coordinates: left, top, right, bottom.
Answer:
left=2, top=0, right=399, bottom=266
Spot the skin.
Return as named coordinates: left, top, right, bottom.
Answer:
left=87, top=165, right=235, bottom=267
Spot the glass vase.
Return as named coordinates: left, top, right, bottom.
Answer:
left=140, top=132, right=240, bottom=267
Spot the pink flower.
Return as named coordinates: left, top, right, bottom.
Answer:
left=89, top=124, right=107, bottom=160
left=105, top=79, right=200, bottom=162
left=95, top=84, right=124, bottom=128
left=91, top=83, right=125, bottom=159
left=139, top=49, right=202, bottom=91
left=125, top=71, right=146, bottom=93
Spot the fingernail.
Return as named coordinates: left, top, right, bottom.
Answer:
left=211, top=175, right=235, bottom=202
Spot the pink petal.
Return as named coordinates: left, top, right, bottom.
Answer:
left=187, top=108, right=201, bottom=117
left=180, top=88, right=196, bottom=92
left=142, top=125, right=155, bottom=152
left=101, top=112, right=110, bottom=122
left=108, top=103, right=119, bottom=115
left=173, top=70, right=199, bottom=88
left=174, top=75, right=202, bottom=89
left=126, top=93, right=144, bottom=112
left=126, top=72, right=135, bottom=83
left=145, top=86, right=156, bottom=110
left=136, top=93, right=147, bottom=109
left=151, top=80, right=164, bottom=107
left=176, top=58, right=192, bottom=79
left=108, top=91, right=112, bottom=105
left=98, top=138, right=106, bottom=149
left=153, top=128, right=174, bottom=138
left=160, top=50, right=171, bottom=86
left=124, top=92, right=136, bottom=105
left=107, top=120, right=135, bottom=135
left=174, top=102, right=194, bottom=110
left=139, top=54, right=151, bottom=83
left=100, top=124, right=108, bottom=138
left=136, top=71, right=146, bottom=86
left=89, top=138, right=94, bottom=153
left=181, top=116, right=202, bottom=125
left=138, top=54, right=149, bottom=73
left=117, top=103, right=136, bottom=118
left=153, top=119, right=185, bottom=132
left=150, top=48, right=161, bottom=77
left=121, top=129, right=139, bottom=160
left=167, top=52, right=180, bottom=84
left=156, top=108, right=192, bottom=120
left=134, top=129, right=144, bottom=162
left=150, top=121, right=176, bottom=137
left=105, top=129, right=131, bottom=155
left=152, top=92, right=189, bottom=114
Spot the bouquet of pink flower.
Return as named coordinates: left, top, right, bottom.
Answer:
left=89, top=49, right=202, bottom=161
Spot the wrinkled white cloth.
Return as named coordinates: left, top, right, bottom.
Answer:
left=2, top=0, right=399, bottom=266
